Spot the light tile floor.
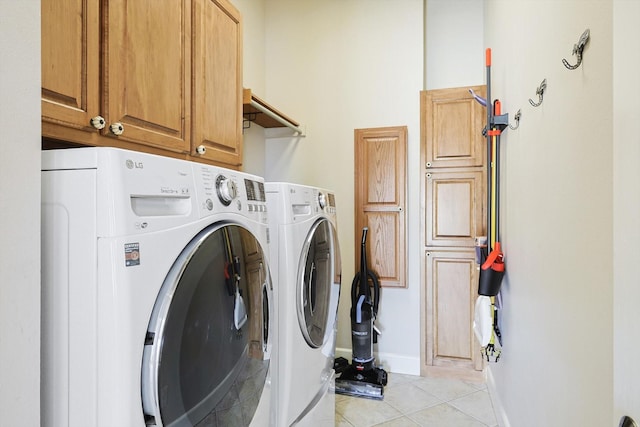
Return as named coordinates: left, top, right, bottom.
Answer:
left=335, top=373, right=498, bottom=427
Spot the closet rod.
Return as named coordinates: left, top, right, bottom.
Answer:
left=249, top=99, right=305, bottom=136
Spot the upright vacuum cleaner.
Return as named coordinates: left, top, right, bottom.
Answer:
left=335, top=227, right=388, bottom=399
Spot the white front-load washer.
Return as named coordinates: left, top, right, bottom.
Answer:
left=265, top=182, right=341, bottom=427
left=41, top=147, right=275, bottom=427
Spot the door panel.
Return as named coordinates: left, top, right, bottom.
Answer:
left=142, top=224, right=270, bottom=426
left=364, top=211, right=402, bottom=285
left=355, top=126, right=407, bottom=288
left=192, top=0, right=243, bottom=166
left=106, top=0, right=190, bottom=151
left=41, top=0, right=100, bottom=130
left=298, top=219, right=338, bottom=348
left=425, top=249, right=482, bottom=371
left=424, top=86, right=486, bottom=169
left=426, top=170, right=485, bottom=248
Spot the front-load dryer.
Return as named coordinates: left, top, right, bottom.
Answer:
left=265, top=182, right=341, bottom=426
left=41, top=147, right=274, bottom=427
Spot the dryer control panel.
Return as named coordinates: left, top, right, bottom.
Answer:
left=265, top=182, right=337, bottom=225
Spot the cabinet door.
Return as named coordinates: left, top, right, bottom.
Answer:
left=355, top=127, right=407, bottom=288
left=425, top=249, right=483, bottom=372
left=41, top=0, right=100, bottom=132
left=426, top=169, right=485, bottom=248
left=423, top=86, right=486, bottom=169
left=105, top=0, right=191, bottom=152
left=192, top=0, right=243, bottom=167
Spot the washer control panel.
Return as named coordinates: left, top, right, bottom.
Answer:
left=322, top=191, right=337, bottom=215
left=193, top=164, right=267, bottom=221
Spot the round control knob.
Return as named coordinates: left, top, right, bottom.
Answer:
left=109, top=122, right=124, bottom=135
left=196, top=145, right=206, bottom=155
left=318, top=192, right=327, bottom=209
left=90, top=116, right=106, bottom=130
left=215, top=175, right=237, bottom=206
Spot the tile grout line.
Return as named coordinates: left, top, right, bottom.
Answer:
left=336, top=374, right=498, bottom=427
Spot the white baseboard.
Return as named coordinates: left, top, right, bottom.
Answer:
left=335, top=347, right=421, bottom=376
left=486, top=367, right=511, bottom=427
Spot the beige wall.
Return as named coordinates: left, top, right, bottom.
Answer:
left=484, top=0, right=616, bottom=425
left=258, top=0, right=424, bottom=373
left=0, top=1, right=41, bottom=425
left=234, top=0, right=268, bottom=177
left=235, top=0, right=483, bottom=375
left=425, top=0, right=484, bottom=90
left=613, top=0, right=640, bottom=423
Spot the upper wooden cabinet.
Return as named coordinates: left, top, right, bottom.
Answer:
left=42, top=0, right=242, bottom=168
left=423, top=86, right=486, bottom=169
left=191, top=0, right=243, bottom=167
left=105, top=0, right=191, bottom=152
left=41, top=0, right=100, bottom=135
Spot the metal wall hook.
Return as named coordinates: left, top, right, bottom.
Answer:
left=529, top=79, right=547, bottom=107
left=619, top=416, right=638, bottom=427
left=562, top=29, right=590, bottom=70
left=508, top=109, right=521, bottom=130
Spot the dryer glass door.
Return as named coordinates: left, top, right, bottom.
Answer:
left=297, top=218, right=341, bottom=348
left=142, top=224, right=272, bottom=427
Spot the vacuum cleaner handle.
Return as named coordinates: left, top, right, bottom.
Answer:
left=358, top=227, right=370, bottom=299
left=368, top=270, right=380, bottom=317
left=361, top=227, right=368, bottom=245
left=350, top=269, right=380, bottom=316
left=360, top=227, right=368, bottom=292
left=355, top=227, right=381, bottom=316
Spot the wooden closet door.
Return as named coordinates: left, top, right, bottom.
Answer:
left=354, top=126, right=407, bottom=288
left=421, top=86, right=487, bottom=379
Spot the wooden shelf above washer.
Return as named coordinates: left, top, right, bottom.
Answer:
left=242, top=88, right=304, bottom=134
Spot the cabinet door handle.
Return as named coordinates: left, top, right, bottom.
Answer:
left=196, top=145, right=206, bottom=155
left=109, top=123, right=124, bottom=136
left=90, top=116, right=106, bottom=130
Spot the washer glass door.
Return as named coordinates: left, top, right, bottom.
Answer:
left=142, top=224, right=271, bottom=427
left=297, top=218, right=341, bottom=348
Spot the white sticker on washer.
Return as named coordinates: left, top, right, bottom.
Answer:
left=124, top=242, right=140, bottom=267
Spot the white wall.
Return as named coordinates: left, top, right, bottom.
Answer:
left=484, top=1, right=615, bottom=426
left=261, top=0, right=424, bottom=373
left=613, top=0, right=640, bottom=424
left=0, top=1, right=41, bottom=425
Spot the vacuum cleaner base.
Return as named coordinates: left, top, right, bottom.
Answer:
left=335, top=364, right=388, bottom=400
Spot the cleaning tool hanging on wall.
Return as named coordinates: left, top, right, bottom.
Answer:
left=474, top=48, right=509, bottom=363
